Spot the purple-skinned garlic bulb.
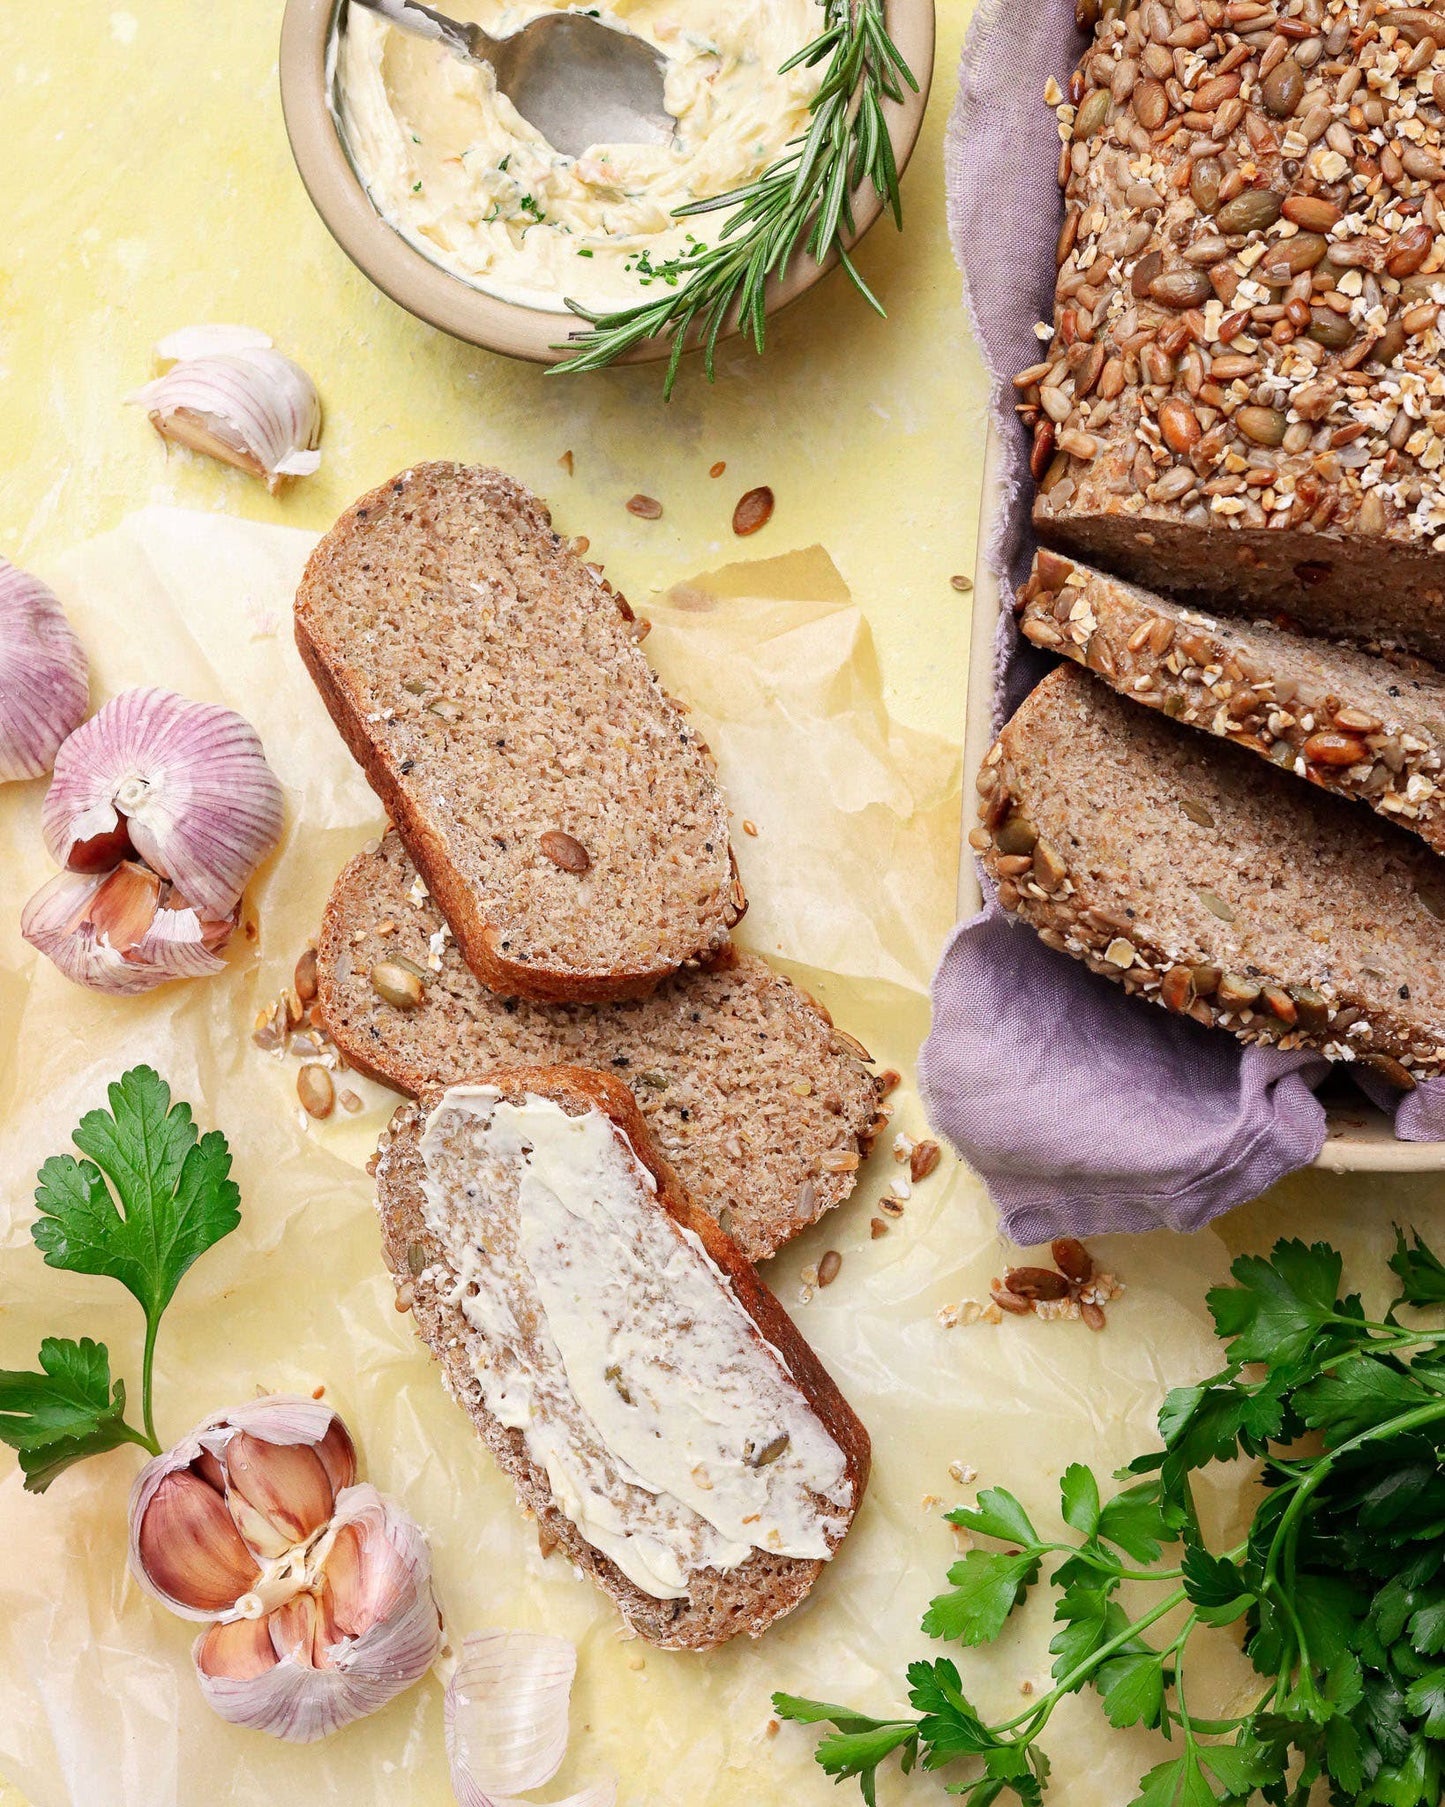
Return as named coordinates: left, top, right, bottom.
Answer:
left=41, top=687, right=283, bottom=919
left=0, top=559, right=89, bottom=782
left=22, top=687, right=283, bottom=994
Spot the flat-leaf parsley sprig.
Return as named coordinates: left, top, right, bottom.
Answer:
left=554, top=0, right=917, bottom=395
left=777, top=1232, right=1445, bottom=1806
left=0, top=1066, right=240, bottom=1489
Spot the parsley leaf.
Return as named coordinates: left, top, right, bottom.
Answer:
left=1391, top=1228, right=1445, bottom=1309
left=31, top=1066, right=240, bottom=1445
left=923, top=1549, right=1041, bottom=1645
left=1207, top=1240, right=1342, bottom=1368
left=0, top=1337, right=146, bottom=1493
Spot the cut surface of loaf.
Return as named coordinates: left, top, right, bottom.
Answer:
left=978, top=665, right=1445, bottom=1085
left=374, top=1066, right=871, bottom=1649
left=319, top=832, right=883, bottom=1261
left=295, top=463, right=743, bottom=1004
left=1018, top=551, right=1445, bottom=853
left=1025, top=0, right=1445, bottom=660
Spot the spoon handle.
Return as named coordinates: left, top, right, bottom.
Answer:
left=349, top=0, right=497, bottom=63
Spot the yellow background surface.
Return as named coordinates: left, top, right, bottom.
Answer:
left=4, top=5, right=1444, bottom=1807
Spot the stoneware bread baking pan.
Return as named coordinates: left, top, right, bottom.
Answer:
left=278, top=0, right=934, bottom=363
left=961, top=432, right=1445, bottom=1173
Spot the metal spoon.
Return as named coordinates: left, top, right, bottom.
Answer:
left=351, top=0, right=674, bottom=160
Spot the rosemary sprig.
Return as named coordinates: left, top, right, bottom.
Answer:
left=552, top=0, right=917, bottom=396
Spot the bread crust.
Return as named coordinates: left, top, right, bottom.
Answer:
left=1017, top=551, right=1445, bottom=854
left=295, top=463, right=744, bottom=1005
left=374, top=1065, right=871, bottom=1648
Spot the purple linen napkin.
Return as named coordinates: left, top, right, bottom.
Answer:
left=922, top=0, right=1445, bottom=1240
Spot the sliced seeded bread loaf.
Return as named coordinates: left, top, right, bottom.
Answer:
left=1025, top=0, right=1445, bottom=660
left=373, top=1066, right=871, bottom=1649
left=1017, top=551, right=1445, bottom=852
left=295, top=464, right=744, bottom=1005
left=318, top=832, right=884, bottom=1261
left=976, top=664, right=1445, bottom=1086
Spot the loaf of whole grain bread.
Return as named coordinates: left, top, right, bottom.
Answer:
left=1024, top=0, right=1445, bottom=659
left=977, top=663, right=1445, bottom=1085
left=318, top=831, right=884, bottom=1261
left=1017, top=549, right=1445, bottom=850
left=374, top=1066, right=871, bottom=1648
left=295, top=464, right=744, bottom=1005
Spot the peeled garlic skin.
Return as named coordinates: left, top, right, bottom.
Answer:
left=42, top=687, right=284, bottom=919
left=130, top=336, right=322, bottom=494
left=192, top=1485, right=442, bottom=1744
left=20, top=865, right=234, bottom=995
left=0, top=559, right=89, bottom=782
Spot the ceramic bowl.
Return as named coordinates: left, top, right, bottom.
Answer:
left=278, top=0, right=936, bottom=364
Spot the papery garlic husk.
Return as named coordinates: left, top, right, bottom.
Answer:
left=42, top=687, right=284, bottom=918
left=446, top=1631, right=617, bottom=1807
left=0, top=558, right=89, bottom=782
left=20, top=862, right=237, bottom=994
left=191, top=1485, right=441, bottom=1743
left=129, top=326, right=322, bottom=493
left=129, top=1397, right=357, bottom=1619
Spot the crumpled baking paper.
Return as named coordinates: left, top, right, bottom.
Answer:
left=2, top=506, right=1416, bottom=1807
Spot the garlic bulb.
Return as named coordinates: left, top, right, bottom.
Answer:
left=42, top=687, right=283, bottom=919
left=20, top=863, right=235, bottom=995
left=0, top=559, right=89, bottom=782
left=130, top=326, right=322, bottom=493
left=129, top=1397, right=442, bottom=1743
left=446, top=1631, right=616, bottom=1807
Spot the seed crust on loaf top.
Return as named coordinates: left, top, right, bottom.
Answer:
left=295, top=462, right=743, bottom=1004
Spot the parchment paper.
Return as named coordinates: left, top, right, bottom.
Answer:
left=0, top=507, right=1386, bottom=1807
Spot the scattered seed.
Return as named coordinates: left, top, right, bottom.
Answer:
left=709, top=461, right=726, bottom=478
left=339, top=1088, right=364, bottom=1114
left=626, top=494, right=663, bottom=519
left=294, top=945, right=319, bottom=1003
left=910, top=1140, right=942, bottom=1182
left=1051, top=1237, right=1093, bottom=1283
left=297, top=1063, right=335, bottom=1120
left=818, top=1250, right=842, bottom=1287
left=990, top=1280, right=1034, bottom=1316
left=558, top=449, right=574, bottom=475
left=870, top=1217, right=888, bottom=1238
left=743, top=818, right=759, bottom=836
left=732, top=486, right=775, bottom=536
left=1004, top=1266, right=1071, bottom=1302
left=951, top=574, right=974, bottom=593
left=878, top=1069, right=903, bottom=1096
left=1080, top=1302, right=1107, bottom=1331
left=394, top=1281, right=415, bottom=1313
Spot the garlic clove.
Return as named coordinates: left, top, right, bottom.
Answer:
left=130, top=330, right=322, bottom=494
left=445, top=1630, right=616, bottom=1807
left=224, top=1432, right=336, bottom=1553
left=192, top=1484, right=442, bottom=1744
left=130, top=1396, right=350, bottom=1621
left=314, top=1416, right=358, bottom=1497
left=0, top=558, right=89, bottom=783
left=20, top=865, right=233, bottom=995
left=42, top=687, right=284, bottom=919
left=197, top=1615, right=279, bottom=1682
left=136, top=1470, right=263, bottom=1615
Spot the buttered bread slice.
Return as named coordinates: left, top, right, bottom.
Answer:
left=295, top=463, right=744, bottom=1004
left=318, top=831, right=884, bottom=1262
left=374, top=1067, right=871, bottom=1648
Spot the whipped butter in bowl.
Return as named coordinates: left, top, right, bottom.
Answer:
left=333, top=0, right=825, bottom=314
left=279, top=0, right=934, bottom=360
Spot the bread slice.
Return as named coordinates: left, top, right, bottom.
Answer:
left=318, top=831, right=884, bottom=1261
left=373, top=1067, right=871, bottom=1648
left=1017, top=551, right=1445, bottom=855
left=295, top=463, right=744, bottom=1004
left=977, top=664, right=1445, bottom=1086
